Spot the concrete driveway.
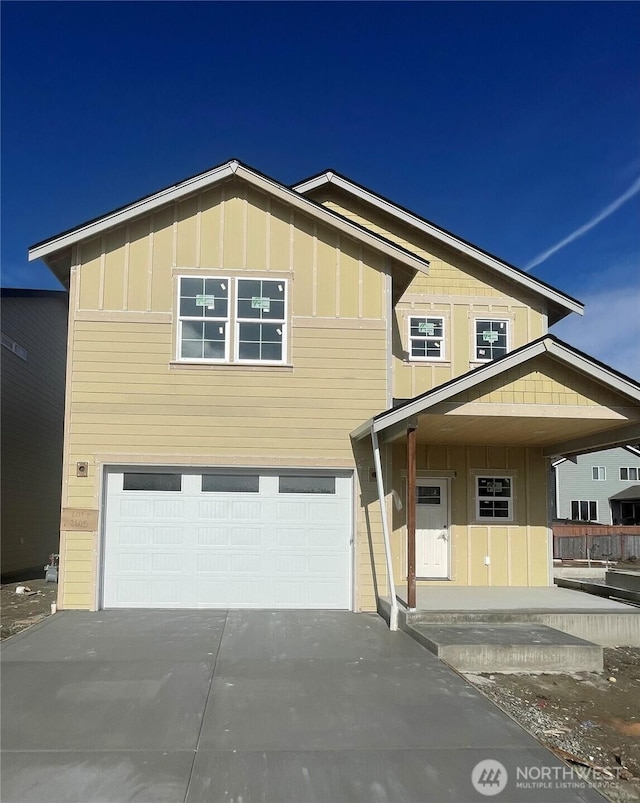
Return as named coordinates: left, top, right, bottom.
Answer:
left=1, top=610, right=604, bottom=802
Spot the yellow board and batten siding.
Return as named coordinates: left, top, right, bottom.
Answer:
left=62, top=180, right=390, bottom=611
left=389, top=443, right=549, bottom=589
left=306, top=187, right=548, bottom=400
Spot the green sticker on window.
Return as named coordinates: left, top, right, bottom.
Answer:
left=418, top=321, right=435, bottom=335
left=482, top=330, right=498, bottom=343
left=195, top=294, right=216, bottom=309
left=251, top=297, right=271, bottom=311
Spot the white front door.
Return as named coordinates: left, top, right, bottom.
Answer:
left=415, top=479, right=450, bottom=578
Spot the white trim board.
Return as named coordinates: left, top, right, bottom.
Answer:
left=351, top=335, right=640, bottom=441
left=293, top=170, right=583, bottom=323
left=28, top=161, right=430, bottom=278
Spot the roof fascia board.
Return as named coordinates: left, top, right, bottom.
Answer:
left=234, top=166, right=429, bottom=275
left=544, top=340, right=640, bottom=402
left=370, top=340, right=548, bottom=435
left=294, top=172, right=583, bottom=318
left=29, top=162, right=430, bottom=277
left=29, top=162, right=237, bottom=262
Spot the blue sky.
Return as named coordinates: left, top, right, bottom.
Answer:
left=2, top=2, right=639, bottom=376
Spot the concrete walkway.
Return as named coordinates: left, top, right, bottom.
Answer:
left=1, top=610, right=605, bottom=802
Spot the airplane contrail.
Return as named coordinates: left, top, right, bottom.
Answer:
left=526, top=174, right=640, bottom=271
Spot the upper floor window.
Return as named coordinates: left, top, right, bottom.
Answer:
left=408, top=316, right=445, bottom=361
left=178, top=276, right=287, bottom=364
left=475, top=319, right=509, bottom=362
left=592, top=466, right=606, bottom=481
left=620, top=467, right=639, bottom=481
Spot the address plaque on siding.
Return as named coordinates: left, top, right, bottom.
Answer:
left=61, top=508, right=99, bottom=531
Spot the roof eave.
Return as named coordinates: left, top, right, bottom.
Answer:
left=293, top=171, right=584, bottom=320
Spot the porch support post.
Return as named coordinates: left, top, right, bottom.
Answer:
left=407, top=424, right=417, bottom=610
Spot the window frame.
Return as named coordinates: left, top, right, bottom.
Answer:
left=234, top=278, right=288, bottom=365
left=620, top=467, right=639, bottom=481
left=407, top=315, right=446, bottom=362
left=571, top=500, right=598, bottom=521
left=592, top=466, right=606, bottom=481
left=474, top=475, right=514, bottom=522
left=176, top=275, right=288, bottom=366
left=474, top=318, right=510, bottom=362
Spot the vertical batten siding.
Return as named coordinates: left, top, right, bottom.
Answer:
left=389, top=443, right=550, bottom=588
left=63, top=181, right=392, bottom=610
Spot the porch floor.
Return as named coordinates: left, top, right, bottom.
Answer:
left=393, top=584, right=634, bottom=612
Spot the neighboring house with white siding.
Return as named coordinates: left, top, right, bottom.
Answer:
left=27, top=159, right=640, bottom=613
left=552, top=446, right=640, bottom=525
left=1, top=288, right=68, bottom=579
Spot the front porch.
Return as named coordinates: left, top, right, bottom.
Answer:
left=377, top=585, right=640, bottom=672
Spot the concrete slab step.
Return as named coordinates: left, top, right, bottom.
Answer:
left=405, top=622, right=603, bottom=673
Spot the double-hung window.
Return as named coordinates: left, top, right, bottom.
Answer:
left=475, top=319, right=508, bottom=361
left=620, top=467, right=639, bottom=481
left=408, top=316, right=445, bottom=360
left=179, top=277, right=229, bottom=361
left=236, top=279, right=286, bottom=363
left=476, top=476, right=513, bottom=520
left=177, top=276, right=287, bottom=364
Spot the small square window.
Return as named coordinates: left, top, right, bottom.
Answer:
left=476, top=476, right=513, bottom=520
left=408, top=316, right=445, bottom=361
left=475, top=319, right=509, bottom=361
left=592, top=466, right=606, bottom=481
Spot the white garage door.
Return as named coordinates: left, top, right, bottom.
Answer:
left=102, top=469, right=352, bottom=609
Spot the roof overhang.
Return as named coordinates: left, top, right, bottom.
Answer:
left=351, top=335, right=640, bottom=458
left=294, top=170, right=583, bottom=324
left=28, top=160, right=430, bottom=283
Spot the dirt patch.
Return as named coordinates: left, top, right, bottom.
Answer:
left=1, top=576, right=58, bottom=640
left=466, top=648, right=640, bottom=803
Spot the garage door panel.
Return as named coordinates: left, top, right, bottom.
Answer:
left=103, top=470, right=352, bottom=609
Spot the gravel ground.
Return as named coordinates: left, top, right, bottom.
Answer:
left=0, top=576, right=58, bottom=640
left=465, top=647, right=640, bottom=803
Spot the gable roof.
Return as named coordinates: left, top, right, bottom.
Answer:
left=351, top=334, right=640, bottom=442
left=293, top=169, right=583, bottom=324
left=28, top=160, right=430, bottom=280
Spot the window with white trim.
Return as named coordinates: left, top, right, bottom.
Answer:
left=476, top=476, right=513, bottom=520
left=592, top=466, right=606, bottom=481
left=408, top=316, right=445, bottom=360
left=475, top=319, right=508, bottom=361
left=620, top=467, right=639, bottom=481
left=177, top=276, right=287, bottom=364
left=571, top=500, right=597, bottom=521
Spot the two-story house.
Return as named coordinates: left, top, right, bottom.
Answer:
left=28, top=160, right=640, bottom=615
left=553, top=445, right=640, bottom=525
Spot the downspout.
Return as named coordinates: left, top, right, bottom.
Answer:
left=371, top=425, right=399, bottom=631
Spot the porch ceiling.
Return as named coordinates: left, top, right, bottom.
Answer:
left=382, top=408, right=640, bottom=453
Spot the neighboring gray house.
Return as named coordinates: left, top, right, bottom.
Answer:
left=552, top=445, right=640, bottom=525
left=1, top=288, right=68, bottom=579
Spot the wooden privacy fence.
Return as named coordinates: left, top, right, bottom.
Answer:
left=553, top=525, right=640, bottom=561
